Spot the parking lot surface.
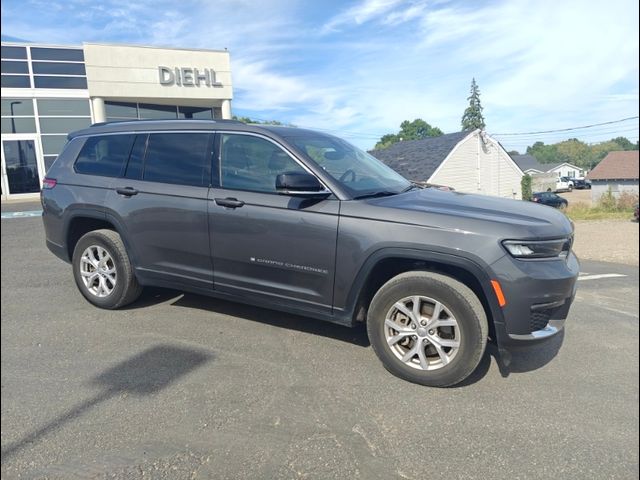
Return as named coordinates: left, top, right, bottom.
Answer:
left=1, top=213, right=639, bottom=479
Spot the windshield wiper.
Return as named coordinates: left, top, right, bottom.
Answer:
left=401, top=183, right=423, bottom=193
left=353, top=191, right=398, bottom=200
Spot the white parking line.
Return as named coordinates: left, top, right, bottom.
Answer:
left=577, top=273, right=627, bottom=281
left=0, top=210, right=42, bottom=219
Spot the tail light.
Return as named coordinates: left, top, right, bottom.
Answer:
left=42, top=177, right=57, bottom=189
left=533, top=197, right=539, bottom=202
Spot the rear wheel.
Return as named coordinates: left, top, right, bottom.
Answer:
left=72, top=229, right=142, bottom=309
left=367, top=271, right=488, bottom=387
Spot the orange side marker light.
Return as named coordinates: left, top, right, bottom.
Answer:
left=491, top=280, right=507, bottom=307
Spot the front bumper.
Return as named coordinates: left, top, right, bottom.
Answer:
left=490, top=250, right=579, bottom=347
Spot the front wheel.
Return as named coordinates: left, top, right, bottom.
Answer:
left=72, top=229, right=142, bottom=309
left=367, top=272, right=488, bottom=387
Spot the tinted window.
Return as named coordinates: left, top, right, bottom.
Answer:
left=1, top=61, right=29, bottom=74
left=41, top=135, right=68, bottom=155
left=143, top=133, right=211, bottom=186
left=1, top=99, right=34, bottom=116
left=32, top=62, right=86, bottom=75
left=220, top=134, right=306, bottom=193
left=39, top=117, right=91, bottom=134
left=33, top=76, right=87, bottom=89
left=138, top=103, right=177, bottom=119
left=125, top=135, right=148, bottom=180
left=1, top=117, right=37, bottom=134
left=30, top=47, right=84, bottom=61
left=75, top=134, right=136, bottom=177
left=178, top=106, right=212, bottom=120
left=1, top=46, right=27, bottom=59
left=1, top=75, right=30, bottom=88
left=37, top=99, right=90, bottom=116
left=105, top=101, right=138, bottom=119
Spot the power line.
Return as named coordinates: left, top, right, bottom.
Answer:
left=492, top=116, right=639, bottom=136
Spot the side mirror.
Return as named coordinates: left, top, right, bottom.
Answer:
left=276, top=172, right=331, bottom=197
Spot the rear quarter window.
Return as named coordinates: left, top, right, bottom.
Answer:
left=74, top=134, right=136, bottom=177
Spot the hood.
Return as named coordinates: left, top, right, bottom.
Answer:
left=344, top=188, right=574, bottom=240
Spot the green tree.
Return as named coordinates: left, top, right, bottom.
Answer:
left=521, top=174, right=533, bottom=201
left=232, top=115, right=292, bottom=126
left=374, top=119, right=443, bottom=149
left=461, top=78, right=486, bottom=131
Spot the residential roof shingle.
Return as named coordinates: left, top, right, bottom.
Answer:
left=369, top=131, right=471, bottom=181
left=510, top=154, right=562, bottom=173
left=587, top=151, right=639, bottom=181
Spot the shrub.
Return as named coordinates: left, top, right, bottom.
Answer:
left=521, top=174, right=533, bottom=201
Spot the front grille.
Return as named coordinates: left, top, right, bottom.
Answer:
left=530, top=311, right=551, bottom=331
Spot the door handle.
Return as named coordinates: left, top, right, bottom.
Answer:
left=215, top=197, right=245, bottom=208
left=116, top=187, right=138, bottom=197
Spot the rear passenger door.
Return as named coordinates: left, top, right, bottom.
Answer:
left=104, top=131, right=215, bottom=291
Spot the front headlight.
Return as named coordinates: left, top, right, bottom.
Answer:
left=502, top=238, right=572, bottom=259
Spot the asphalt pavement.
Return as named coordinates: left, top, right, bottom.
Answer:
left=1, top=212, right=638, bottom=479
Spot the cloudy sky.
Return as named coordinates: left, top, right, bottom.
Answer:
left=2, top=0, right=638, bottom=151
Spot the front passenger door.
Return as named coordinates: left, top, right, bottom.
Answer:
left=208, top=133, right=339, bottom=314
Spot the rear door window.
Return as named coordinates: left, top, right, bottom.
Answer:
left=75, top=134, right=136, bottom=177
left=142, top=133, right=212, bottom=186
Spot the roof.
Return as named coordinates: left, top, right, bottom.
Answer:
left=369, top=131, right=472, bottom=181
left=67, top=119, right=320, bottom=140
left=510, top=154, right=562, bottom=173
left=587, top=151, right=639, bottom=181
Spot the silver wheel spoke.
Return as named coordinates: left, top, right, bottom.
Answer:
left=80, top=245, right=117, bottom=297
left=384, top=295, right=461, bottom=371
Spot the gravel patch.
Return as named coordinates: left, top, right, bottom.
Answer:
left=573, top=219, right=639, bottom=265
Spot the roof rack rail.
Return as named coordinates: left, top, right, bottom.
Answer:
left=90, top=118, right=244, bottom=128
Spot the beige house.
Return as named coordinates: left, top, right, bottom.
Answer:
left=371, top=129, right=524, bottom=199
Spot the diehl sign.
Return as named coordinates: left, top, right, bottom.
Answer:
left=158, top=66, right=223, bottom=87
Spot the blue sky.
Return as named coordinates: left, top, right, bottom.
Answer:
left=2, top=0, right=638, bottom=151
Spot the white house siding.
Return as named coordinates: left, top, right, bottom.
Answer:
left=429, top=133, right=479, bottom=192
left=430, top=132, right=523, bottom=199
left=591, top=180, right=639, bottom=202
left=549, top=164, right=584, bottom=178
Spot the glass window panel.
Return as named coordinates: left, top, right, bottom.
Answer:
left=74, top=134, right=135, bottom=177
left=1, top=46, right=28, bottom=59
left=143, top=133, right=211, bottom=186
left=1, top=61, right=29, bottom=74
left=1, top=117, right=36, bottom=134
left=1, top=99, right=34, bottom=116
left=37, top=99, right=90, bottom=117
left=32, top=62, right=86, bottom=75
left=44, top=155, right=58, bottom=172
left=39, top=117, right=91, bottom=134
left=178, top=106, right=213, bottom=120
left=138, top=103, right=177, bottom=119
left=220, top=134, right=306, bottom=193
left=41, top=135, right=69, bottom=155
left=30, top=47, right=84, bottom=62
left=1, top=46, right=28, bottom=60
left=3, top=140, right=40, bottom=193
left=105, top=101, right=138, bottom=118
left=213, top=107, right=223, bottom=119
left=124, top=134, right=147, bottom=180
left=33, top=76, right=87, bottom=89
left=1, top=75, right=30, bottom=88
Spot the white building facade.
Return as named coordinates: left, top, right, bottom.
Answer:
left=1, top=42, right=233, bottom=200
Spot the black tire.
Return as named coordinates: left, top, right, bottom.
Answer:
left=367, top=271, right=488, bottom=387
left=72, top=229, right=142, bottom=309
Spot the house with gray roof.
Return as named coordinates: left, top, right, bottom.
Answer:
left=370, top=129, right=524, bottom=199
left=511, top=154, right=584, bottom=179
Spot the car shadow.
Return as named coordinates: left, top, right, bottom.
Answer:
left=1, top=344, right=212, bottom=460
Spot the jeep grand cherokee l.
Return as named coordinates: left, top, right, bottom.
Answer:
left=42, top=119, right=579, bottom=387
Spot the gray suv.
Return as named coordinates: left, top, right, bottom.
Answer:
left=42, top=119, right=579, bottom=387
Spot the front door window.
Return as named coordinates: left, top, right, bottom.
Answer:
left=3, top=140, right=40, bottom=194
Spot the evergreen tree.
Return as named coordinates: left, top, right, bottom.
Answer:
left=461, top=78, right=486, bottom=131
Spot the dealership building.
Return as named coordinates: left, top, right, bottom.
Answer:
left=1, top=42, right=233, bottom=200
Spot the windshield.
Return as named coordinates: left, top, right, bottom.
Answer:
left=288, top=134, right=411, bottom=198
